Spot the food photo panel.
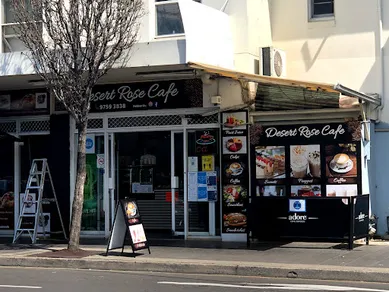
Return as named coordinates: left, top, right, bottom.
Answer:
left=223, top=185, right=247, bottom=207
left=222, top=112, right=247, bottom=129
left=290, top=185, right=321, bottom=197
left=326, top=184, right=358, bottom=197
left=255, top=146, right=285, bottom=179
left=325, top=144, right=357, bottom=181
left=256, top=185, right=286, bottom=197
left=224, top=161, right=245, bottom=178
left=290, top=145, right=321, bottom=179
left=223, top=136, right=247, bottom=154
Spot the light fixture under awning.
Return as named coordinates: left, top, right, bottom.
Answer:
left=187, top=62, right=381, bottom=108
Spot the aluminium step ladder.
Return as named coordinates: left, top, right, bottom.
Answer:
left=13, top=158, right=67, bottom=244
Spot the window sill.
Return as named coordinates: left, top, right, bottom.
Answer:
left=308, top=16, right=336, bottom=29
left=153, top=33, right=186, bottom=41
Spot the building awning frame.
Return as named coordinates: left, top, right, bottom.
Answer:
left=188, top=62, right=381, bottom=107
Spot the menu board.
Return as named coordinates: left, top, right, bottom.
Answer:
left=106, top=199, right=150, bottom=255
left=252, top=122, right=362, bottom=199
left=221, top=111, right=249, bottom=233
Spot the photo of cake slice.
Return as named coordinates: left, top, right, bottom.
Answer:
left=226, top=137, right=243, bottom=152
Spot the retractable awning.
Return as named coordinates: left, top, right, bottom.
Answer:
left=188, top=62, right=381, bottom=109
left=0, top=131, right=21, bottom=143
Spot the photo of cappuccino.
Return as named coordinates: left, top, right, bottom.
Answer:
left=325, top=144, right=357, bottom=178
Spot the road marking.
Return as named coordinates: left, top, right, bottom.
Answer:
left=242, top=283, right=389, bottom=292
left=159, top=281, right=389, bottom=291
left=0, top=285, right=41, bottom=289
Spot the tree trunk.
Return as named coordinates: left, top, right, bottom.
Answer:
left=68, top=121, right=88, bottom=251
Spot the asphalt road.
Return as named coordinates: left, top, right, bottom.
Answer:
left=0, top=267, right=388, bottom=292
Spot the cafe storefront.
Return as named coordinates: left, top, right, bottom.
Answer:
left=66, top=77, right=232, bottom=240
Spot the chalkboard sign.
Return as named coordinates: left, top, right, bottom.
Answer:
left=106, top=199, right=150, bottom=255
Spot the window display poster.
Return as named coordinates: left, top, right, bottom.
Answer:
left=188, top=157, right=198, bottom=172
left=188, top=171, right=218, bottom=202
left=252, top=122, right=362, bottom=198
left=202, top=155, right=214, bottom=171
left=221, top=110, right=249, bottom=234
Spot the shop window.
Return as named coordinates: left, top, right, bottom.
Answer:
left=0, top=143, right=14, bottom=230
left=310, top=0, right=334, bottom=19
left=155, top=0, right=201, bottom=37
left=1, top=0, right=41, bottom=52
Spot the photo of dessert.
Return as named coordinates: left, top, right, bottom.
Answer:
left=256, top=185, right=285, bottom=197
left=326, top=184, right=358, bottom=197
left=255, top=146, right=285, bottom=179
left=223, top=136, right=247, bottom=154
left=325, top=144, right=357, bottom=177
left=290, top=145, right=321, bottom=179
left=291, top=185, right=321, bottom=197
left=222, top=112, right=246, bottom=129
left=225, top=162, right=244, bottom=177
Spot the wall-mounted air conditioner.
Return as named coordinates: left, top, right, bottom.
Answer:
left=259, top=47, right=287, bottom=78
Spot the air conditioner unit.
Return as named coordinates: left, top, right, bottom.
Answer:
left=259, top=47, right=287, bottom=78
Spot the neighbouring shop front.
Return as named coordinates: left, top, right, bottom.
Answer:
left=68, top=78, right=224, bottom=239
left=0, top=88, right=70, bottom=238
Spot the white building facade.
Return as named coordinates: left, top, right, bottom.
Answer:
left=266, top=0, right=389, bottom=236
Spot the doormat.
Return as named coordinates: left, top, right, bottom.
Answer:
left=32, top=249, right=98, bottom=258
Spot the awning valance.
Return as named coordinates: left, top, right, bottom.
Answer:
left=188, top=62, right=381, bottom=108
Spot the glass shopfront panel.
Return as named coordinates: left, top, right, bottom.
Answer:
left=82, top=135, right=105, bottom=232
left=0, top=142, right=14, bottom=230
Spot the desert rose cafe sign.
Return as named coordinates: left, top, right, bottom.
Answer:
left=265, top=124, right=345, bottom=140
left=260, top=123, right=354, bottom=144
left=88, top=79, right=203, bottom=113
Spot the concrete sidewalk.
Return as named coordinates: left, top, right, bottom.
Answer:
left=0, top=240, right=389, bottom=283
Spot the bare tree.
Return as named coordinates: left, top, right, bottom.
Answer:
left=12, top=0, right=144, bottom=250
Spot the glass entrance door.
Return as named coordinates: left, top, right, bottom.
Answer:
left=171, top=129, right=219, bottom=238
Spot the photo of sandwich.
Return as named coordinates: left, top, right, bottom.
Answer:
left=325, top=144, right=357, bottom=178
left=223, top=213, right=247, bottom=228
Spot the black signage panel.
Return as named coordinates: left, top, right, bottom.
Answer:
left=249, top=197, right=351, bottom=239
left=88, top=79, right=203, bottom=113
left=0, top=89, right=50, bottom=116
left=220, top=111, right=250, bottom=234
left=353, top=195, right=369, bottom=238
left=106, top=199, right=150, bottom=255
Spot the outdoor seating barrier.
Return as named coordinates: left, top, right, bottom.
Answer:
left=247, top=194, right=370, bottom=250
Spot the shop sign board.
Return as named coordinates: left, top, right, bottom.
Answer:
left=0, top=90, right=49, bottom=116
left=106, top=199, right=150, bottom=255
left=252, top=121, right=362, bottom=199
left=220, top=111, right=249, bottom=234
left=79, top=79, right=203, bottom=113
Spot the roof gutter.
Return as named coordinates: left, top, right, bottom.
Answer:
left=333, top=83, right=381, bottom=106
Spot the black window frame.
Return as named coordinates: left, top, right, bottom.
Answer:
left=310, top=0, right=334, bottom=19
